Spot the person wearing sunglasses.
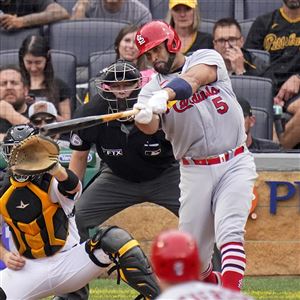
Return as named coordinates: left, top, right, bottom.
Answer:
left=29, top=100, right=57, bottom=126
left=213, top=18, right=267, bottom=76
left=28, top=100, right=70, bottom=148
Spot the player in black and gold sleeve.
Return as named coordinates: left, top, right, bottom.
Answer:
left=245, top=0, right=300, bottom=149
left=0, top=124, right=160, bottom=300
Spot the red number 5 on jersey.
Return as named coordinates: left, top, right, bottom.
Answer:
left=212, top=96, right=229, bottom=114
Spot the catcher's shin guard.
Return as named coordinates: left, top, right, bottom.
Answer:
left=86, top=226, right=160, bottom=299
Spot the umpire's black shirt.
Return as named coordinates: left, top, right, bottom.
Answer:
left=69, top=95, right=177, bottom=182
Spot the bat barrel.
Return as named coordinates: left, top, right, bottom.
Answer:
left=39, top=109, right=139, bottom=136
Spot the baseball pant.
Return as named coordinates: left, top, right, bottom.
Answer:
left=0, top=243, right=108, bottom=300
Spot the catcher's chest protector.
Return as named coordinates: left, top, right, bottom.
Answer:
left=0, top=177, right=68, bottom=258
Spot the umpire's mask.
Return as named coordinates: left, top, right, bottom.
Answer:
left=95, top=59, right=142, bottom=122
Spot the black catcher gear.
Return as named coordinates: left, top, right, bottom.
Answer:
left=86, top=225, right=160, bottom=299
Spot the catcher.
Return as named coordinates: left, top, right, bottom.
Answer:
left=0, top=124, right=159, bottom=300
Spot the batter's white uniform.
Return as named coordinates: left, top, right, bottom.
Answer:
left=156, top=281, right=254, bottom=300
left=0, top=178, right=110, bottom=300
left=138, top=50, right=257, bottom=273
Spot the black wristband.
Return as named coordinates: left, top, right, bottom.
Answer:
left=57, top=169, right=79, bottom=192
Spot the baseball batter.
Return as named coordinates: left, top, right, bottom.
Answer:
left=0, top=124, right=159, bottom=299
left=134, top=21, right=257, bottom=291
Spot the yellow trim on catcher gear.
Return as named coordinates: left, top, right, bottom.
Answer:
left=119, top=269, right=128, bottom=283
left=167, top=100, right=177, bottom=109
left=118, top=239, right=139, bottom=257
left=0, top=178, right=67, bottom=258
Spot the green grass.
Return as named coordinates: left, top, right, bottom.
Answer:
left=243, top=276, right=300, bottom=300
left=45, top=276, right=300, bottom=300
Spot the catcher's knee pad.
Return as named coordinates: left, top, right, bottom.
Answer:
left=86, top=226, right=160, bottom=299
left=0, top=287, right=6, bottom=300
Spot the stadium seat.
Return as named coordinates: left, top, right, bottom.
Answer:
left=230, top=75, right=274, bottom=139
left=239, top=19, right=254, bottom=40
left=199, top=19, right=215, bottom=35
left=50, top=50, right=77, bottom=112
left=242, top=0, right=282, bottom=20
left=0, top=27, right=43, bottom=52
left=0, top=49, right=77, bottom=113
left=252, top=107, right=272, bottom=140
left=150, top=0, right=234, bottom=21
left=89, top=50, right=116, bottom=79
left=0, top=49, right=18, bottom=66
left=246, top=49, right=270, bottom=67
left=48, top=19, right=129, bottom=84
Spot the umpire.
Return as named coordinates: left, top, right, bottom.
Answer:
left=55, top=60, right=180, bottom=300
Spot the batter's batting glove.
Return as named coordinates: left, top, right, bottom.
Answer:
left=148, top=90, right=169, bottom=114
left=133, top=103, right=153, bottom=124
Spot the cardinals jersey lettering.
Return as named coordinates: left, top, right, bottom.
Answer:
left=139, top=50, right=246, bottom=159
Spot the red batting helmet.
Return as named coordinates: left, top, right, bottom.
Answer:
left=151, top=230, right=200, bottom=283
left=135, top=21, right=181, bottom=57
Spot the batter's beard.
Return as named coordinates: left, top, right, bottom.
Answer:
left=153, top=53, right=176, bottom=75
left=283, top=0, right=300, bottom=9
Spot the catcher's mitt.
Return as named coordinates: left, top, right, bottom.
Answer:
left=9, top=134, right=59, bottom=176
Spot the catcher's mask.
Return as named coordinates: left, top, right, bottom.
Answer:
left=151, top=230, right=200, bottom=283
left=95, top=59, right=142, bottom=122
left=1, top=124, right=39, bottom=181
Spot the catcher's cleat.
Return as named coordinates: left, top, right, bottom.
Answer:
left=86, top=226, right=160, bottom=300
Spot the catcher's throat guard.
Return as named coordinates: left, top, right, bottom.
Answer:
left=9, top=134, right=59, bottom=176
left=86, top=226, right=160, bottom=300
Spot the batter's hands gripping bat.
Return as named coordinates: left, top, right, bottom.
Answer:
left=40, top=108, right=139, bottom=136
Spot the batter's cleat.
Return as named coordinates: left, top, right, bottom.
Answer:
left=86, top=226, right=160, bottom=299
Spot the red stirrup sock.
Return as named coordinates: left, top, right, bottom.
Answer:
left=201, top=263, right=221, bottom=285
left=221, top=242, right=246, bottom=291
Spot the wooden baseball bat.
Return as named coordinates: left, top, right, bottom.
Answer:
left=40, top=108, right=139, bottom=136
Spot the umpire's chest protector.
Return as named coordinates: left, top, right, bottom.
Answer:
left=0, top=177, right=69, bottom=259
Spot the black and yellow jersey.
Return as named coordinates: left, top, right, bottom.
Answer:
left=244, top=7, right=300, bottom=93
left=0, top=175, right=68, bottom=259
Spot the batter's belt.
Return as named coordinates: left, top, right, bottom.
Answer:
left=181, top=144, right=245, bottom=166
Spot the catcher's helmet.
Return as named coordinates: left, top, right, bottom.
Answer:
left=151, top=230, right=200, bottom=283
left=135, top=21, right=181, bottom=57
left=1, top=124, right=38, bottom=163
left=95, top=59, right=142, bottom=122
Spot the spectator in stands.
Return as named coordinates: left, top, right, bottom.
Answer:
left=213, top=18, right=267, bottom=76
left=114, top=24, right=154, bottom=84
left=165, top=0, right=213, bottom=54
left=71, top=0, right=151, bottom=25
left=19, top=35, right=72, bottom=121
left=0, top=66, right=29, bottom=141
left=28, top=100, right=70, bottom=148
left=0, top=0, right=69, bottom=30
left=244, top=0, right=300, bottom=149
left=238, top=98, right=281, bottom=151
